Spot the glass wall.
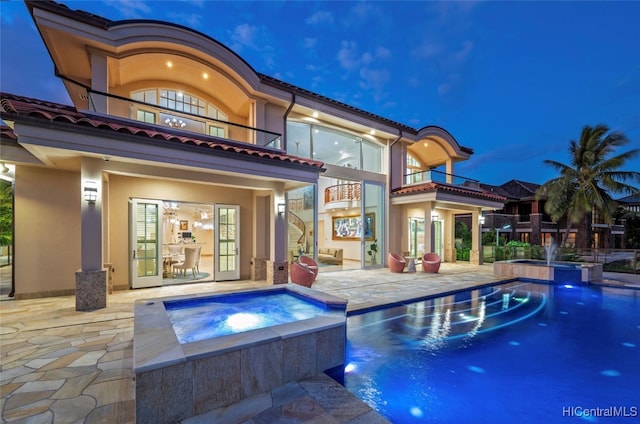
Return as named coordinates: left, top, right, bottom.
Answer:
left=287, top=122, right=383, bottom=173
left=364, top=182, right=384, bottom=267
left=286, top=185, right=316, bottom=263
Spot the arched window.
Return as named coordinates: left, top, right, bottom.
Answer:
left=131, top=89, right=228, bottom=137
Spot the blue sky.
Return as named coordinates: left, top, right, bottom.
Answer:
left=1, top=0, right=639, bottom=186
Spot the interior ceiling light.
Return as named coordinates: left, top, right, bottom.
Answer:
left=370, top=129, right=376, bottom=135
left=166, top=61, right=173, bottom=68
left=424, top=142, right=429, bottom=147
left=202, top=72, right=209, bottom=79
left=312, top=111, right=319, bottom=118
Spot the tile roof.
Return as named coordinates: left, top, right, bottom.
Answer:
left=391, top=182, right=507, bottom=202
left=25, top=0, right=475, bottom=154
left=0, top=92, right=325, bottom=170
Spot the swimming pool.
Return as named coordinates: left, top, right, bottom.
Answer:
left=344, top=282, right=640, bottom=423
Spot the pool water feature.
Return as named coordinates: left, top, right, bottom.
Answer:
left=494, top=259, right=603, bottom=284
left=344, top=282, right=640, bottom=423
left=134, top=285, right=347, bottom=423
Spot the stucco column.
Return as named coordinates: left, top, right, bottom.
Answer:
left=90, top=52, right=108, bottom=114
left=76, top=158, right=106, bottom=310
left=268, top=187, right=288, bottom=284
left=423, top=202, right=434, bottom=254
left=470, top=209, right=483, bottom=265
left=443, top=210, right=456, bottom=263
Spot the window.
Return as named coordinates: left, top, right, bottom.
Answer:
left=132, top=89, right=227, bottom=137
left=137, top=110, right=156, bottom=124
left=209, top=125, right=225, bottom=138
left=286, top=121, right=383, bottom=173
left=406, top=153, right=423, bottom=184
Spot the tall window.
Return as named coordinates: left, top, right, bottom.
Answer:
left=406, top=153, right=423, bottom=184
left=286, top=121, right=383, bottom=173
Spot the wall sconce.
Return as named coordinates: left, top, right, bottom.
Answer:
left=431, top=213, right=439, bottom=220
left=479, top=215, right=486, bottom=225
left=84, top=180, right=98, bottom=204
left=277, top=203, right=286, bottom=215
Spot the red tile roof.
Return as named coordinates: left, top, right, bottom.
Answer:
left=391, top=182, right=507, bottom=202
left=0, top=92, right=325, bottom=169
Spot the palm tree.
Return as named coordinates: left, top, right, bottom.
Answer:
left=537, top=124, right=640, bottom=247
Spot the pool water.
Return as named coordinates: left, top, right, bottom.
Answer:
left=344, top=282, right=640, bottom=423
left=165, top=290, right=327, bottom=343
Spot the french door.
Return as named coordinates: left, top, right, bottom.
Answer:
left=215, top=204, right=240, bottom=281
left=130, top=199, right=163, bottom=288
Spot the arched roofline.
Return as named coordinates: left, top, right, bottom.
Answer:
left=416, top=125, right=473, bottom=156
left=27, top=0, right=262, bottom=91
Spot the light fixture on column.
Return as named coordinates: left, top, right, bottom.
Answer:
left=479, top=215, right=485, bottom=225
left=84, top=180, right=98, bottom=204
left=277, top=203, right=286, bottom=215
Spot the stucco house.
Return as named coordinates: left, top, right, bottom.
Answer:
left=0, top=0, right=505, bottom=307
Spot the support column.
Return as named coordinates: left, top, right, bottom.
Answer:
left=423, top=202, right=434, bottom=254
left=90, top=52, right=108, bottom=113
left=470, top=209, right=483, bottom=265
left=269, top=184, right=288, bottom=284
left=443, top=210, right=456, bottom=263
left=77, top=158, right=106, bottom=310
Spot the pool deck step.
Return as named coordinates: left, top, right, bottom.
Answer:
left=184, top=374, right=391, bottom=424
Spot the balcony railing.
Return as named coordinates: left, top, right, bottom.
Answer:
left=72, top=83, right=282, bottom=149
left=324, top=183, right=361, bottom=204
left=405, top=169, right=481, bottom=190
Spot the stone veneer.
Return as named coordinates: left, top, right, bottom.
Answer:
left=267, top=259, right=289, bottom=284
left=75, top=269, right=107, bottom=311
left=133, top=284, right=347, bottom=424
left=250, top=256, right=267, bottom=280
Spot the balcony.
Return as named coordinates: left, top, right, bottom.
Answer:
left=405, top=169, right=481, bottom=190
left=81, top=87, right=282, bottom=149
left=324, top=183, right=361, bottom=208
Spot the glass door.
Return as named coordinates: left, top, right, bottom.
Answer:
left=130, top=199, right=163, bottom=288
left=433, top=220, right=443, bottom=257
left=363, top=182, right=384, bottom=267
left=215, top=204, right=240, bottom=281
left=409, top=218, right=425, bottom=258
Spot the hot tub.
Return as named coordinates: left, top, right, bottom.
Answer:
left=133, top=284, right=347, bottom=423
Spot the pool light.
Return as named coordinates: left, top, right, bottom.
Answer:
left=225, top=312, right=264, bottom=332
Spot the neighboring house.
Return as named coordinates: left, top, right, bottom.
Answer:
left=0, top=0, right=505, bottom=304
left=476, top=179, right=628, bottom=248
left=618, top=194, right=640, bottom=216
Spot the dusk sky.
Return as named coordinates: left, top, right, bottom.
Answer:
left=1, top=0, right=639, bottom=187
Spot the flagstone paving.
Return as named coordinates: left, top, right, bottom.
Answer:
left=1, top=263, right=637, bottom=423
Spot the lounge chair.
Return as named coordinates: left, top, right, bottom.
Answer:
left=422, top=252, right=441, bottom=273
left=290, top=261, right=316, bottom=288
left=388, top=252, right=406, bottom=273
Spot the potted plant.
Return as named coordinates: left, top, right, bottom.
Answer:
left=367, top=239, right=378, bottom=265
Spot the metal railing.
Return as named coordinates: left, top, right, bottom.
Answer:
left=324, top=183, right=362, bottom=204
left=405, top=169, right=481, bottom=190
left=59, top=75, right=283, bottom=149
left=87, top=90, right=282, bottom=149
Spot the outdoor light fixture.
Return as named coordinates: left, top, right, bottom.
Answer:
left=277, top=203, right=286, bottom=215
left=84, top=180, right=98, bottom=204
left=479, top=215, right=486, bottom=225
left=1, top=162, right=9, bottom=173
